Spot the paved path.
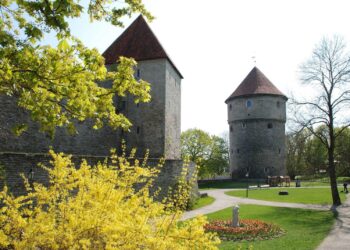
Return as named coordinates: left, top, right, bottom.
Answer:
left=182, top=189, right=330, bottom=220
left=317, top=193, right=350, bottom=250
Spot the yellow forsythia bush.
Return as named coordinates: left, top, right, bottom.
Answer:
left=0, top=149, right=220, bottom=249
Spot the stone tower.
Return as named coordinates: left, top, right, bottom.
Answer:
left=225, top=67, right=287, bottom=179
left=103, top=15, right=183, bottom=159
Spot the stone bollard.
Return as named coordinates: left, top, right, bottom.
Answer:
left=232, top=205, right=240, bottom=227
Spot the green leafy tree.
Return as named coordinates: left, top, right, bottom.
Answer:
left=181, top=129, right=212, bottom=175
left=181, top=129, right=229, bottom=179
left=203, top=135, right=229, bottom=178
left=304, top=128, right=327, bottom=175
left=0, top=0, right=153, bottom=136
left=335, top=127, right=350, bottom=176
left=286, top=130, right=309, bottom=178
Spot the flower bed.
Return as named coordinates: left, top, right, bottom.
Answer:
left=205, top=219, right=285, bottom=241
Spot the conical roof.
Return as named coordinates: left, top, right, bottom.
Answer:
left=225, top=67, right=286, bottom=103
left=102, top=15, right=183, bottom=78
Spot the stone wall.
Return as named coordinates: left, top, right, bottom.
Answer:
left=121, top=59, right=167, bottom=158
left=164, top=60, right=181, bottom=160
left=0, top=152, right=195, bottom=199
left=0, top=95, right=119, bottom=156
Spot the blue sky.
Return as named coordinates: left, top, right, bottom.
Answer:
left=50, top=0, right=350, bottom=136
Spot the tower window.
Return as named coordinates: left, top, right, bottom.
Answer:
left=267, top=123, right=273, bottom=129
left=230, top=125, right=233, bottom=132
left=279, top=148, right=281, bottom=154
left=229, top=104, right=232, bottom=110
left=236, top=149, right=240, bottom=154
left=119, top=101, right=126, bottom=111
left=136, top=69, right=141, bottom=78
left=136, top=103, right=140, bottom=108
left=242, top=122, right=246, bottom=128
left=277, top=101, right=280, bottom=108
left=246, top=100, right=253, bottom=108
left=137, top=126, right=140, bottom=134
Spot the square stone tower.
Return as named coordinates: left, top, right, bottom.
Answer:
left=225, top=67, right=287, bottom=178
left=103, top=15, right=183, bottom=159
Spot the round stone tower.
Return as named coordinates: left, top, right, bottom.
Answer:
left=225, top=67, right=287, bottom=179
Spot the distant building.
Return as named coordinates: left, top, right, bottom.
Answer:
left=0, top=16, right=186, bottom=197
left=225, top=67, right=287, bottom=178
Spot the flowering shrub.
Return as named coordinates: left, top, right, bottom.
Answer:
left=165, top=162, right=199, bottom=211
left=205, top=219, right=284, bottom=241
left=0, top=149, right=220, bottom=249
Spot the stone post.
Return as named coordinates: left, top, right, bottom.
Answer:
left=232, top=205, right=240, bottom=227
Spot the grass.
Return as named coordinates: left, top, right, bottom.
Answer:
left=205, top=204, right=335, bottom=250
left=301, top=181, right=332, bottom=187
left=225, top=188, right=346, bottom=205
left=191, top=196, right=215, bottom=210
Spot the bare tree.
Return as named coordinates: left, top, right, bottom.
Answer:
left=293, top=35, right=350, bottom=206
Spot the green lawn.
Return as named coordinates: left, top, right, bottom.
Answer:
left=191, top=196, right=215, bottom=210
left=206, top=205, right=335, bottom=250
left=225, top=188, right=346, bottom=205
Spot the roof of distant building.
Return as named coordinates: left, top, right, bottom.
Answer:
left=102, top=15, right=183, bottom=78
left=225, top=67, right=286, bottom=102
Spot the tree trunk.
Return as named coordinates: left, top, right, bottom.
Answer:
left=328, top=127, right=341, bottom=206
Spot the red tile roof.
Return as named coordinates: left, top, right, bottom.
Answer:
left=225, top=67, right=286, bottom=103
left=102, top=15, right=183, bottom=78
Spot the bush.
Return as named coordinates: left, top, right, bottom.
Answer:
left=0, top=150, right=219, bottom=249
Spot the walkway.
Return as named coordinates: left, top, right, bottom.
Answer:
left=317, top=193, right=350, bottom=250
left=182, top=189, right=330, bottom=220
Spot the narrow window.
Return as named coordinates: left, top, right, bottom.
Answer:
left=278, top=148, right=281, bottom=154
left=137, top=126, right=140, bottom=134
left=230, top=125, right=233, bottom=132
left=246, top=100, right=253, bottom=108
left=242, top=122, right=246, bottom=128
left=120, top=101, right=126, bottom=111
left=267, top=123, right=273, bottom=129
left=229, top=104, right=232, bottom=110
left=277, top=101, right=280, bottom=108
left=236, top=149, right=240, bottom=154
left=136, top=103, right=139, bottom=108
left=136, top=69, right=141, bottom=78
